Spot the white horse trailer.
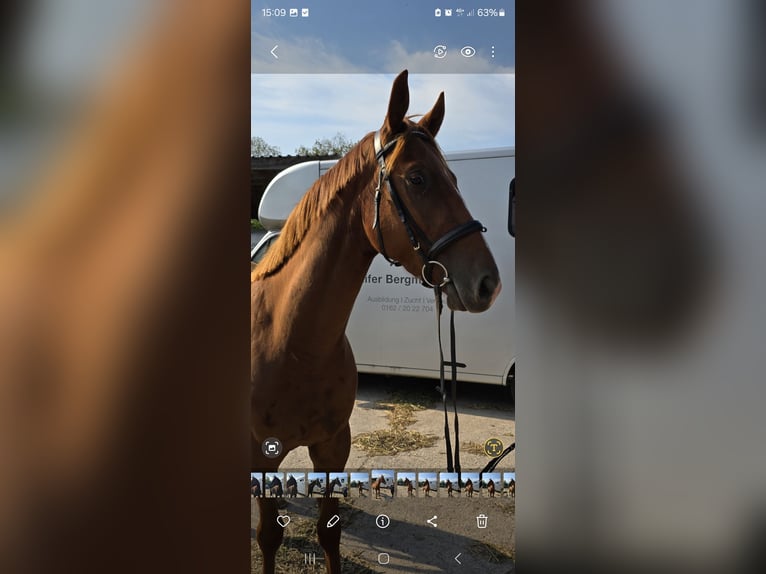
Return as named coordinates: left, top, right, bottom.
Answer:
left=253, top=147, right=515, bottom=392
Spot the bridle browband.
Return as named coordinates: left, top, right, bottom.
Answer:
left=371, top=129, right=487, bottom=476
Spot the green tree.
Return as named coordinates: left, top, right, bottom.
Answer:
left=295, top=132, right=356, bottom=156
left=251, top=136, right=281, bottom=157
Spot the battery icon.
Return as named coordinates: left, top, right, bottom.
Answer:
left=499, top=8, right=506, bottom=16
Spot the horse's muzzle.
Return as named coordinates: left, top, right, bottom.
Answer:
left=448, top=271, right=501, bottom=313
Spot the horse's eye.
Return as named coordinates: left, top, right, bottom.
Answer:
left=408, top=174, right=425, bottom=185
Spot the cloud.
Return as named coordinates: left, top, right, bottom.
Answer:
left=252, top=73, right=514, bottom=154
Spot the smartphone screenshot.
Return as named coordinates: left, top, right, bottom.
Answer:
left=251, top=2, right=515, bottom=572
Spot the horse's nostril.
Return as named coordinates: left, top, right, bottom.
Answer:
left=478, top=275, right=499, bottom=303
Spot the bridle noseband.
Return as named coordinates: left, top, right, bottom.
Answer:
left=371, top=129, right=489, bottom=476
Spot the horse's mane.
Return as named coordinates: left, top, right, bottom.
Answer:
left=252, top=120, right=433, bottom=281
left=252, top=132, right=375, bottom=280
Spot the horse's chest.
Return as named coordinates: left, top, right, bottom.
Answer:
left=252, top=352, right=357, bottom=446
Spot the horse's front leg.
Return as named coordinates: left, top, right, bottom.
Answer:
left=252, top=437, right=288, bottom=573
left=309, top=424, right=350, bottom=574
left=316, top=497, right=341, bottom=574
left=256, top=498, right=282, bottom=574
left=307, top=423, right=351, bottom=472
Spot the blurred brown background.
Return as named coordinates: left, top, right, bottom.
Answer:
left=0, top=1, right=250, bottom=572
left=517, top=2, right=765, bottom=573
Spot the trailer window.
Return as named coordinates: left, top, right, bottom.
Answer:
left=508, top=177, right=515, bottom=237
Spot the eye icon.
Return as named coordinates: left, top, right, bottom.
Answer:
left=460, top=46, right=476, bottom=58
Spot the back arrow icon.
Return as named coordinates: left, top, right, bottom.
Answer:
left=270, top=45, right=278, bottom=59
left=454, top=553, right=462, bottom=564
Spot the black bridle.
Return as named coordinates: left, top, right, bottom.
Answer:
left=372, top=130, right=486, bottom=280
left=372, top=129, right=487, bottom=475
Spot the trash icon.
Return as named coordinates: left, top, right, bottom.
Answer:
left=476, top=514, right=488, bottom=528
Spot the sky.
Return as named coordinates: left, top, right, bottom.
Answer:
left=252, top=73, right=514, bottom=154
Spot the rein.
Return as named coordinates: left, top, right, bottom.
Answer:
left=372, top=130, right=486, bottom=475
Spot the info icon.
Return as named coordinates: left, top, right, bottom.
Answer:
left=375, top=514, right=391, bottom=529
left=484, top=437, right=504, bottom=457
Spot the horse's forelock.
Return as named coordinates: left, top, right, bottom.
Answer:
left=383, top=121, right=443, bottom=174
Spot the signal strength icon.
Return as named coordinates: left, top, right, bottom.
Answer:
left=467, top=9, right=475, bottom=17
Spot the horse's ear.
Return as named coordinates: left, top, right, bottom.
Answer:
left=418, top=91, right=445, bottom=138
left=384, top=70, right=409, bottom=137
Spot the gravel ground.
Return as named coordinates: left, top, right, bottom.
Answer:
left=280, top=374, right=515, bottom=472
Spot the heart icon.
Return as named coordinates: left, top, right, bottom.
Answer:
left=276, top=515, right=290, bottom=528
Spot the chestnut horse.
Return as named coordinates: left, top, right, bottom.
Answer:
left=464, top=478, right=474, bottom=498
left=446, top=480, right=454, bottom=498
left=404, top=478, right=415, bottom=497
left=423, top=480, right=432, bottom=497
left=487, top=479, right=496, bottom=498
left=251, top=71, right=500, bottom=573
left=371, top=476, right=386, bottom=500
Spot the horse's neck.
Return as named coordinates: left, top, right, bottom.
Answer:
left=268, top=194, right=375, bottom=353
